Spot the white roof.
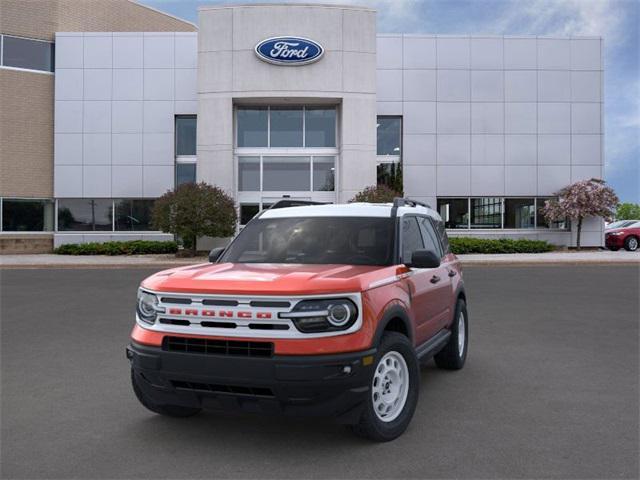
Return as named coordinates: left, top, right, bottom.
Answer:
left=260, top=202, right=442, bottom=221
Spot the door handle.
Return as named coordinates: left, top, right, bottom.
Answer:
left=430, top=275, right=441, bottom=284
left=448, top=270, right=457, bottom=277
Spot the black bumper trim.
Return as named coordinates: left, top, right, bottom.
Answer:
left=127, top=341, right=376, bottom=422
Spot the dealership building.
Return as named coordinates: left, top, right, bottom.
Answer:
left=0, top=1, right=605, bottom=252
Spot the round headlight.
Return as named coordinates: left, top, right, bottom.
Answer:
left=327, top=303, right=352, bottom=327
left=137, top=290, right=160, bottom=324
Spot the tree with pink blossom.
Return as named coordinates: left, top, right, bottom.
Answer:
left=542, top=178, right=618, bottom=250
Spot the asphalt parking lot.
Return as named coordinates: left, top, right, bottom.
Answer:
left=1, top=266, right=638, bottom=479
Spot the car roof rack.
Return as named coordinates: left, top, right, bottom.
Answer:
left=392, top=197, right=432, bottom=209
left=267, top=199, right=326, bottom=210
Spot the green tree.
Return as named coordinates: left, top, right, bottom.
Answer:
left=616, top=202, right=640, bottom=220
left=349, top=184, right=402, bottom=203
left=152, top=182, right=237, bottom=256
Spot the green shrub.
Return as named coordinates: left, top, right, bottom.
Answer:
left=54, top=240, right=178, bottom=256
left=449, top=237, right=555, bottom=254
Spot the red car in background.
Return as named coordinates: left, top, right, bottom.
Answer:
left=605, top=221, right=640, bottom=251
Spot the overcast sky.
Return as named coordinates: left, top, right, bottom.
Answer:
left=141, top=0, right=639, bottom=203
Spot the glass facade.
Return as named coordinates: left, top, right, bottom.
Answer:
left=263, top=156, right=310, bottom=191
left=377, top=117, right=402, bottom=156
left=239, top=204, right=260, bottom=225
left=236, top=106, right=336, bottom=148
left=57, top=199, right=112, bottom=231
left=1, top=35, right=54, bottom=72
left=437, top=197, right=569, bottom=229
left=175, top=115, right=196, bottom=156
left=312, top=157, right=335, bottom=191
left=114, top=199, right=154, bottom=231
left=238, top=156, right=260, bottom=191
left=1, top=199, right=54, bottom=231
left=176, top=163, right=196, bottom=186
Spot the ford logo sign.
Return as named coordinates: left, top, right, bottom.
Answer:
left=255, top=37, right=324, bottom=66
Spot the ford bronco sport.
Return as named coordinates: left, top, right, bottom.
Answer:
left=127, top=198, right=468, bottom=441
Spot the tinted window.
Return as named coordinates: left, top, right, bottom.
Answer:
left=2, top=199, right=53, bottom=231
left=377, top=117, right=402, bottom=156
left=238, top=156, right=260, bottom=191
left=313, top=157, right=335, bottom=191
left=175, top=116, right=196, bottom=155
left=435, top=219, right=450, bottom=254
left=221, top=217, right=394, bottom=265
left=305, top=108, right=336, bottom=147
left=176, top=163, right=196, bottom=186
left=262, top=156, right=310, bottom=191
left=471, top=197, right=502, bottom=229
left=401, top=216, right=424, bottom=264
left=270, top=107, right=303, bottom=147
left=418, top=217, right=443, bottom=258
left=114, top=199, right=154, bottom=231
left=437, top=198, right=469, bottom=229
left=237, top=108, right=268, bottom=147
left=239, top=204, right=259, bottom=225
left=57, top=199, right=112, bottom=231
left=504, top=198, right=534, bottom=228
left=2, top=35, right=54, bottom=72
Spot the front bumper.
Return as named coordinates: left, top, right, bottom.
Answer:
left=127, top=341, right=376, bottom=423
left=605, top=234, right=624, bottom=248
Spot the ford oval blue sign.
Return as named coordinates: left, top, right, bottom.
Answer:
left=255, top=37, right=324, bottom=66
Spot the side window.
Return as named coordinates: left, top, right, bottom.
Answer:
left=401, top=216, right=424, bottom=264
left=418, top=217, right=443, bottom=259
left=436, top=219, right=451, bottom=254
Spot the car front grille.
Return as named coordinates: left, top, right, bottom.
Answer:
left=162, top=336, right=274, bottom=357
left=171, top=380, right=274, bottom=397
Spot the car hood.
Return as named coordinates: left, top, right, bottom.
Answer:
left=141, top=262, right=398, bottom=295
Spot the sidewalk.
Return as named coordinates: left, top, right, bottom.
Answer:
left=1, top=250, right=638, bottom=268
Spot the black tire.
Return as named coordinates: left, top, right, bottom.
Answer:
left=624, top=236, right=639, bottom=252
left=348, top=332, right=419, bottom=442
left=434, top=298, right=468, bottom=370
left=131, top=369, right=201, bottom=418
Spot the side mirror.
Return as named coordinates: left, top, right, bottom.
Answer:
left=208, top=247, right=225, bottom=263
left=408, top=249, right=440, bottom=269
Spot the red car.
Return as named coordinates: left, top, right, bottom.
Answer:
left=605, top=221, right=640, bottom=251
left=127, top=198, right=468, bottom=441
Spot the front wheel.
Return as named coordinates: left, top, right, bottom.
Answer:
left=348, top=332, right=419, bottom=442
left=434, top=298, right=468, bottom=370
left=624, top=236, right=638, bottom=252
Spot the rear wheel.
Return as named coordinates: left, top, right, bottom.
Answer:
left=624, top=236, right=638, bottom=252
left=131, top=369, right=201, bottom=417
left=434, top=298, right=468, bottom=370
left=348, top=332, right=419, bottom=442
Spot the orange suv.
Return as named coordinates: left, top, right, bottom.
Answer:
left=127, top=198, right=468, bottom=441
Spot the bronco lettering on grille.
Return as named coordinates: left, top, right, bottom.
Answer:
left=167, top=308, right=273, bottom=320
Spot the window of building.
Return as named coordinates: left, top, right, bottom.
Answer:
left=114, top=199, right=154, bottom=231
left=238, top=156, right=260, bottom=191
left=237, top=107, right=269, bottom=147
left=471, top=197, right=502, bottom=229
left=1, top=198, right=53, bottom=231
left=239, top=204, right=260, bottom=225
left=504, top=198, right=535, bottom=228
left=401, top=216, right=425, bottom=264
left=1, top=35, right=54, bottom=73
left=175, top=116, right=196, bottom=156
left=437, top=198, right=469, bottom=229
left=263, top=156, right=310, bottom=191
left=236, top=106, right=337, bottom=148
left=270, top=107, right=303, bottom=147
left=305, top=108, right=336, bottom=147
left=312, top=157, right=335, bottom=191
left=536, top=197, right=569, bottom=229
left=377, top=117, right=402, bottom=156
left=57, top=199, right=112, bottom=231
left=175, top=116, right=196, bottom=186
left=377, top=116, right=402, bottom=191
left=176, top=163, right=196, bottom=186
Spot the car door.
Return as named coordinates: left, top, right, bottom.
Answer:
left=417, top=216, right=453, bottom=332
left=400, top=215, right=444, bottom=346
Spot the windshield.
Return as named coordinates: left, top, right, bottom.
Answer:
left=221, top=216, right=395, bottom=265
left=607, top=220, right=635, bottom=229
